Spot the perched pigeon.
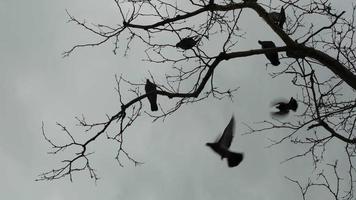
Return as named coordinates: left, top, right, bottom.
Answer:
left=269, top=7, right=286, bottom=28
left=176, top=37, right=198, bottom=50
left=258, top=40, right=280, bottom=66
left=271, top=97, right=298, bottom=116
left=206, top=116, right=244, bottom=167
left=145, top=79, right=158, bottom=111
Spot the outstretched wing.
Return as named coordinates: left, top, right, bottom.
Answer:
left=270, top=97, right=288, bottom=107
left=218, top=116, right=235, bottom=149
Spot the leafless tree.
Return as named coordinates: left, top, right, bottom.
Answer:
left=38, top=0, right=356, bottom=199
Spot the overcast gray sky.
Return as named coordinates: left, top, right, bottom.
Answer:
left=0, top=0, right=352, bottom=199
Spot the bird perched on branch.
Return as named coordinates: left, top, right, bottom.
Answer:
left=271, top=97, right=298, bottom=117
left=258, top=40, right=280, bottom=66
left=176, top=36, right=199, bottom=50
left=145, top=79, right=158, bottom=111
left=269, top=7, right=286, bottom=28
left=206, top=116, right=244, bottom=167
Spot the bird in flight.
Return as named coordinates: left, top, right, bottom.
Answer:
left=145, top=79, right=158, bottom=111
left=271, top=97, right=298, bottom=117
left=176, top=37, right=199, bottom=50
left=206, top=116, right=244, bottom=167
left=258, top=40, right=280, bottom=66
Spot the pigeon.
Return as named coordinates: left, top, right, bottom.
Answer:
left=269, top=7, right=286, bottom=28
left=144, top=79, right=158, bottom=111
left=206, top=116, right=244, bottom=167
left=269, top=12, right=280, bottom=25
left=271, top=97, right=298, bottom=117
left=258, top=40, right=280, bottom=66
left=176, top=37, right=198, bottom=50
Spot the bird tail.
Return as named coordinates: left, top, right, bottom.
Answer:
left=271, top=60, right=280, bottom=66
left=151, top=103, right=158, bottom=111
left=226, top=152, right=243, bottom=167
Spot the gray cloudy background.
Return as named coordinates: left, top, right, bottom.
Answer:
left=0, top=0, right=352, bottom=199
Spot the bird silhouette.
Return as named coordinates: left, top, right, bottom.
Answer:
left=145, top=79, right=158, bottom=111
left=271, top=97, right=298, bottom=117
left=258, top=40, right=280, bottom=66
left=176, top=37, right=198, bottom=50
left=206, top=116, right=244, bottom=167
left=269, top=7, right=286, bottom=28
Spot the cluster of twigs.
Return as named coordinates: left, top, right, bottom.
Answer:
left=38, top=0, right=356, bottom=199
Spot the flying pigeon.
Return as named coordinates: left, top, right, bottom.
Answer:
left=145, top=79, right=158, bottom=111
left=271, top=97, right=298, bottom=117
left=258, top=40, right=280, bottom=66
left=176, top=37, right=198, bottom=50
left=269, top=7, right=286, bottom=28
left=206, top=116, right=244, bottom=167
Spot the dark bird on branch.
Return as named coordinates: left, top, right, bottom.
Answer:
left=176, top=37, right=198, bottom=50
left=271, top=97, right=298, bottom=117
left=145, top=79, right=158, bottom=111
left=269, top=7, right=286, bottom=28
left=258, top=40, right=280, bottom=66
left=206, top=116, right=244, bottom=167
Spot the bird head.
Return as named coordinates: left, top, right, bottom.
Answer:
left=206, top=142, right=213, bottom=147
left=206, top=142, right=222, bottom=153
left=175, top=42, right=180, bottom=48
left=206, top=142, right=219, bottom=150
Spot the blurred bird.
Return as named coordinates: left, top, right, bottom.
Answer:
left=271, top=97, right=298, bottom=117
left=176, top=37, right=198, bottom=50
left=269, top=7, right=286, bottom=28
left=145, top=79, right=158, bottom=111
left=206, top=116, right=244, bottom=167
left=258, top=40, right=280, bottom=66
